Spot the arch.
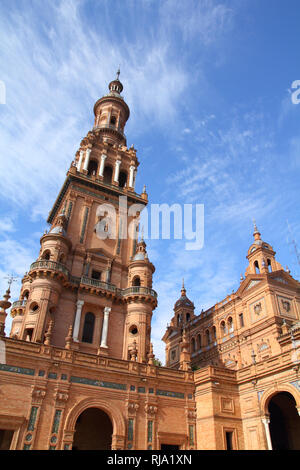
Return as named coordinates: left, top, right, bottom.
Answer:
left=267, top=258, right=272, bottom=273
left=103, top=165, right=113, bottom=184
left=73, top=408, right=113, bottom=450
left=212, top=325, right=217, bottom=341
left=87, top=159, right=98, bottom=176
left=42, top=250, right=51, bottom=260
left=63, top=397, right=126, bottom=449
left=21, top=290, right=29, bottom=300
left=220, top=320, right=227, bottom=336
left=59, top=253, right=65, bottom=263
left=81, top=312, right=95, bottom=343
left=197, top=334, right=202, bottom=350
left=227, top=317, right=234, bottom=333
left=260, top=384, right=300, bottom=416
left=110, top=115, right=117, bottom=126
left=254, top=260, right=260, bottom=274
left=119, top=171, right=127, bottom=188
left=205, top=329, right=211, bottom=345
left=191, top=337, right=196, bottom=353
left=268, top=392, right=300, bottom=449
left=186, top=313, right=190, bottom=323
left=132, top=276, right=141, bottom=287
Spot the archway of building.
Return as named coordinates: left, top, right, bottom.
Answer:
left=72, top=407, right=113, bottom=450
left=268, top=391, right=300, bottom=450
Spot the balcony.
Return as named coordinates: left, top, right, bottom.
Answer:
left=29, top=260, right=69, bottom=277
left=80, top=276, right=117, bottom=293
left=122, top=286, right=157, bottom=298
left=11, top=300, right=27, bottom=309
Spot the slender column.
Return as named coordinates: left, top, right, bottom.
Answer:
left=114, top=159, right=121, bottom=183
left=83, top=148, right=91, bottom=171
left=73, top=300, right=84, bottom=342
left=129, top=165, right=135, bottom=188
left=100, top=306, right=111, bottom=348
left=99, top=154, right=107, bottom=177
left=77, top=150, right=84, bottom=171
left=261, top=416, right=272, bottom=450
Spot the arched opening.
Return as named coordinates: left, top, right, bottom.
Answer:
left=228, top=317, right=234, bottom=333
left=220, top=321, right=227, bottom=337
left=254, top=260, right=260, bottom=274
left=87, top=159, right=98, bottom=176
left=191, top=337, right=196, bottom=353
left=205, top=329, right=211, bottom=345
left=81, top=312, right=95, bottom=344
left=267, top=259, right=272, bottom=273
left=197, top=334, right=202, bottom=350
left=132, top=276, right=141, bottom=287
left=42, top=250, right=51, bottom=260
left=212, top=326, right=217, bottom=341
left=118, top=171, right=127, bottom=188
left=110, top=115, right=117, bottom=126
left=72, top=407, right=113, bottom=450
left=268, top=392, right=300, bottom=450
left=103, top=166, right=113, bottom=184
left=59, top=253, right=65, bottom=264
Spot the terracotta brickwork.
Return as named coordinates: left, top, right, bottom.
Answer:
left=0, top=74, right=299, bottom=450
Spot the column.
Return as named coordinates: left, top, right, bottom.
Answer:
left=261, top=416, right=272, bottom=450
left=99, top=154, right=107, bottom=177
left=129, top=165, right=135, bottom=188
left=73, top=300, right=84, bottom=342
left=77, top=150, right=84, bottom=171
left=83, top=148, right=91, bottom=171
left=100, top=306, right=111, bottom=348
left=114, top=159, right=121, bottom=183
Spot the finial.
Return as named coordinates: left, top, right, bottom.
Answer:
left=253, top=218, right=258, bottom=233
left=143, top=185, right=146, bottom=193
left=181, top=278, right=186, bottom=296
left=252, top=218, right=261, bottom=240
left=116, top=67, right=120, bottom=81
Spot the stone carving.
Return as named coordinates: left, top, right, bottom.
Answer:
left=145, top=404, right=158, bottom=415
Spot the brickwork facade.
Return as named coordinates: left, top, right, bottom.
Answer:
left=0, top=74, right=299, bottom=450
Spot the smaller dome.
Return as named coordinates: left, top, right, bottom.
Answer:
left=133, top=252, right=145, bottom=261
left=49, top=226, right=67, bottom=237
left=174, top=281, right=194, bottom=310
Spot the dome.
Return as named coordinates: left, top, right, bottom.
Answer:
left=133, top=252, right=145, bottom=261
left=174, top=281, right=194, bottom=310
left=174, top=295, right=194, bottom=309
left=49, top=226, right=67, bottom=237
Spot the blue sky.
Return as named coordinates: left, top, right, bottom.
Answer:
left=0, top=0, right=300, bottom=362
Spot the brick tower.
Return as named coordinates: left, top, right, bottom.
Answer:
left=9, top=71, right=157, bottom=363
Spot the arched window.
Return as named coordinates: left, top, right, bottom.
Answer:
left=110, top=116, right=117, bottom=125
left=254, top=260, right=260, bottom=274
left=197, top=334, right=202, bottom=349
left=221, top=321, right=227, bottom=336
left=267, top=259, right=272, bottom=273
left=132, top=276, right=141, bottom=287
left=212, top=326, right=217, bottom=341
left=87, top=160, right=98, bottom=176
left=228, top=317, right=234, bottom=333
left=205, top=329, right=211, bottom=345
left=42, top=250, right=51, bottom=260
left=119, top=171, right=127, bottom=188
left=82, top=312, right=95, bottom=343
left=191, top=337, right=196, bottom=352
left=59, top=253, right=65, bottom=263
left=22, top=290, right=29, bottom=300
left=103, top=166, right=113, bottom=184
left=186, top=313, right=190, bottom=323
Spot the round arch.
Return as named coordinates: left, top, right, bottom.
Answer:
left=260, top=383, right=300, bottom=416
left=63, top=397, right=126, bottom=450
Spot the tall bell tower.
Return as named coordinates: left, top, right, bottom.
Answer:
left=9, top=72, right=157, bottom=363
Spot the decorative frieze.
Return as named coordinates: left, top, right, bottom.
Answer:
left=70, top=375, right=126, bottom=390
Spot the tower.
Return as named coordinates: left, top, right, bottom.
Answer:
left=9, top=72, right=157, bottom=363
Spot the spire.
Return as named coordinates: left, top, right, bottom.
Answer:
left=0, top=279, right=13, bottom=336
left=181, top=278, right=186, bottom=296
left=253, top=219, right=261, bottom=241
left=108, top=69, right=123, bottom=95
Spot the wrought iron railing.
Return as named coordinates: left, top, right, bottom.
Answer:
left=121, top=286, right=157, bottom=298
left=11, top=299, right=27, bottom=308
left=30, top=260, right=69, bottom=276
